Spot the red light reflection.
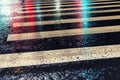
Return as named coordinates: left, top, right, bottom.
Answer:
left=11, top=0, right=37, bottom=33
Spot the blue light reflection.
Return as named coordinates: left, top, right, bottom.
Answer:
left=81, top=0, right=91, bottom=28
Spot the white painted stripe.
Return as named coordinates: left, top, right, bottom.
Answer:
left=22, top=3, right=81, bottom=10
left=14, top=9, right=120, bottom=19
left=83, top=1, right=120, bottom=4
left=32, top=0, right=116, bottom=5
left=14, top=12, right=83, bottom=19
left=24, top=0, right=118, bottom=6
left=0, top=44, right=120, bottom=68
left=13, top=15, right=120, bottom=27
left=22, top=1, right=120, bottom=10
left=19, top=4, right=120, bottom=14
left=91, top=0, right=115, bottom=1
left=90, top=4, right=120, bottom=8
left=25, top=1, right=95, bottom=7
left=24, top=1, right=80, bottom=7
left=19, top=7, right=81, bottom=13
left=13, top=18, right=82, bottom=27
left=7, top=25, right=120, bottom=41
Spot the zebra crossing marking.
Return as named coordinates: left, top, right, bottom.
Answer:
left=12, top=15, right=120, bottom=27
left=1, top=0, right=120, bottom=69
left=7, top=25, right=120, bottom=41
left=22, top=1, right=120, bottom=10
left=14, top=9, right=120, bottom=19
left=19, top=4, right=120, bottom=14
left=0, top=44, right=120, bottom=68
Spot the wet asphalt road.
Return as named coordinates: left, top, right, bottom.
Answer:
left=0, top=0, right=120, bottom=80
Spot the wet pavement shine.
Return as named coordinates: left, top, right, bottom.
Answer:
left=0, top=0, right=120, bottom=80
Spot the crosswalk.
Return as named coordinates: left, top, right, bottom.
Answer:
left=0, top=0, right=120, bottom=69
